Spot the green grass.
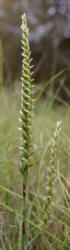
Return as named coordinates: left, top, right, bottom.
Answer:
left=0, top=86, right=70, bottom=249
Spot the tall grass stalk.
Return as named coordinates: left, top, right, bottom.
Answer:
left=19, top=14, right=33, bottom=249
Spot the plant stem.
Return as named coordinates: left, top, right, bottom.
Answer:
left=19, top=14, right=32, bottom=249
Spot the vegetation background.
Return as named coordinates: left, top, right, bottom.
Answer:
left=0, top=0, right=70, bottom=249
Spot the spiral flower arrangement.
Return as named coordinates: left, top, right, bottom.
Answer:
left=18, top=13, right=62, bottom=249
left=44, top=121, right=62, bottom=223
left=19, top=14, right=33, bottom=248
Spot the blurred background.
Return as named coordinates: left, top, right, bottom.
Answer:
left=0, top=0, right=70, bottom=101
left=0, top=2, right=70, bottom=248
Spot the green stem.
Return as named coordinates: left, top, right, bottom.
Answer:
left=19, top=14, right=33, bottom=249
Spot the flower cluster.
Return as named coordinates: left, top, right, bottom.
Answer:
left=45, top=121, right=62, bottom=222
left=19, top=14, right=32, bottom=177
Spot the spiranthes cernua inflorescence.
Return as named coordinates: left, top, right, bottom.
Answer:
left=44, top=120, right=62, bottom=222
left=19, top=13, right=33, bottom=247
